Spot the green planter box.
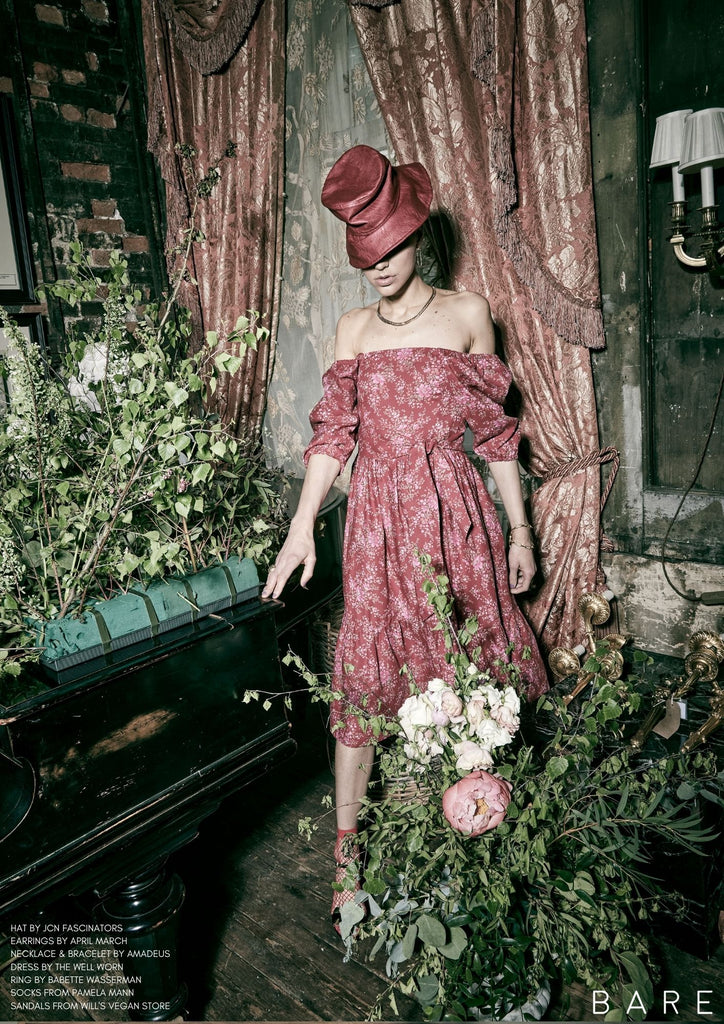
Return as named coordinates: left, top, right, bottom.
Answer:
left=29, top=556, right=260, bottom=685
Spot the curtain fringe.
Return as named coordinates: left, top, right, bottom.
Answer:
left=470, top=6, right=495, bottom=88
left=157, top=0, right=263, bottom=74
left=348, top=0, right=400, bottom=7
left=489, top=122, right=605, bottom=350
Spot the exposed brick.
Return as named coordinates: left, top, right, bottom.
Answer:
left=31, top=97, right=58, bottom=113
left=35, top=4, right=65, bottom=25
left=86, top=52, right=99, bottom=71
left=0, top=78, right=14, bottom=94
left=86, top=108, right=116, bottom=129
left=33, top=62, right=58, bottom=83
left=89, top=248, right=112, bottom=266
left=62, top=69, right=86, bottom=86
left=60, top=161, right=111, bottom=182
left=29, top=81, right=50, bottom=98
left=76, top=216, right=125, bottom=235
left=60, top=103, right=84, bottom=122
left=91, top=199, right=117, bottom=217
left=122, top=235, right=149, bottom=253
left=81, top=0, right=109, bottom=24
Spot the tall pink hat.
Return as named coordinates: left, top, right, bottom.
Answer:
left=321, top=145, right=433, bottom=269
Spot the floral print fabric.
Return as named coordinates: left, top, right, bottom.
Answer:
left=304, top=347, right=548, bottom=747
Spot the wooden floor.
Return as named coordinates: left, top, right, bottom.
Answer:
left=1, top=701, right=723, bottom=1023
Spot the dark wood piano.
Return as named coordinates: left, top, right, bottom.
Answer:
left=0, top=485, right=345, bottom=1021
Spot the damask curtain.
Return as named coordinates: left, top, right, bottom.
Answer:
left=348, top=0, right=615, bottom=652
left=141, top=0, right=285, bottom=440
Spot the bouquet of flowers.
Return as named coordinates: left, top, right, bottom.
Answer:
left=285, top=559, right=723, bottom=1023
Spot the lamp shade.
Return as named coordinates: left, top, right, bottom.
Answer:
left=679, top=108, right=724, bottom=172
left=650, top=109, right=693, bottom=168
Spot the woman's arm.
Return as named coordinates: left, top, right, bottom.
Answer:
left=488, top=459, right=536, bottom=595
left=461, top=292, right=536, bottom=595
left=261, top=452, right=342, bottom=600
left=261, top=311, right=362, bottom=601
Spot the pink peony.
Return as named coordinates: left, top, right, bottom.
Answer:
left=442, top=770, right=512, bottom=836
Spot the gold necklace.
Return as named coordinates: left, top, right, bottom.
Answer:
left=376, top=286, right=436, bottom=327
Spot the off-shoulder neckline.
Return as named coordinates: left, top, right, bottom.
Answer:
left=332, top=347, right=500, bottom=365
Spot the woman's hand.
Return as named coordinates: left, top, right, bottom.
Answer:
left=261, top=520, right=317, bottom=600
left=508, top=541, right=536, bottom=595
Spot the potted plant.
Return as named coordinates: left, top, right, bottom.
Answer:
left=0, top=148, right=287, bottom=700
left=278, top=558, right=723, bottom=1023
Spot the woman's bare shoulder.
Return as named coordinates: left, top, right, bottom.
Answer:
left=437, top=289, right=494, bottom=353
left=334, top=304, right=376, bottom=359
left=439, top=288, right=492, bottom=319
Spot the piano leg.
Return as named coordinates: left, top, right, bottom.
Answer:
left=95, top=861, right=188, bottom=1021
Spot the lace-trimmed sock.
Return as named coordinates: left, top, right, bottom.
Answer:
left=332, top=827, right=361, bottom=934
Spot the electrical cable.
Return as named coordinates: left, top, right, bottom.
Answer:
left=659, top=367, right=724, bottom=603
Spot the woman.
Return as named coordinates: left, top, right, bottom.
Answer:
left=262, top=145, right=548, bottom=929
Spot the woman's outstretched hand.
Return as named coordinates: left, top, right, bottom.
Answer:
left=261, top=521, right=317, bottom=601
left=508, top=543, right=536, bottom=595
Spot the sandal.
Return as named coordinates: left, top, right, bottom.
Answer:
left=331, top=831, right=362, bottom=936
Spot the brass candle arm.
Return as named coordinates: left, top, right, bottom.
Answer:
left=681, top=684, right=724, bottom=754
left=669, top=203, right=724, bottom=280
left=628, top=683, right=677, bottom=752
left=561, top=648, right=625, bottom=707
left=629, top=631, right=724, bottom=753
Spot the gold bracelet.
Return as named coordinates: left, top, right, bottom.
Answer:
left=509, top=539, right=535, bottom=550
left=509, top=522, right=532, bottom=532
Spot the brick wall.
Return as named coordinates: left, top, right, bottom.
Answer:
left=1, top=0, right=164, bottom=349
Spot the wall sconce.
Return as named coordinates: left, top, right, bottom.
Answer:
left=650, top=106, right=724, bottom=279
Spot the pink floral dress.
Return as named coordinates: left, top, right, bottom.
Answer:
left=304, top=347, right=548, bottom=747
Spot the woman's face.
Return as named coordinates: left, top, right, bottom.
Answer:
left=362, top=234, right=418, bottom=297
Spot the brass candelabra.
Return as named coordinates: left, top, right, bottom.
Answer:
left=669, top=201, right=724, bottom=280
left=547, top=593, right=628, bottom=706
left=628, top=630, right=724, bottom=753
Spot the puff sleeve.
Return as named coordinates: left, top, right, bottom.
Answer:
left=303, top=358, right=360, bottom=471
left=464, top=354, right=520, bottom=463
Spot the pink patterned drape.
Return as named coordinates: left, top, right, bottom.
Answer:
left=349, top=0, right=615, bottom=652
left=142, top=0, right=285, bottom=440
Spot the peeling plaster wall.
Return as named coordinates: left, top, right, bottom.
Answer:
left=586, top=0, right=723, bottom=658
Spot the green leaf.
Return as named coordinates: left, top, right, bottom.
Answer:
left=164, top=382, right=189, bottom=407
left=112, top=437, right=131, bottom=457
left=415, top=974, right=439, bottom=1007
left=439, top=926, right=467, bottom=960
left=416, top=914, right=447, bottom=949
left=191, top=462, right=212, bottom=485
left=401, top=922, right=417, bottom=960
left=546, top=755, right=569, bottom=779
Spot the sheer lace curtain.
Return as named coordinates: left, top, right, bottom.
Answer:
left=347, top=0, right=613, bottom=652
left=142, top=0, right=285, bottom=439
left=262, top=2, right=390, bottom=479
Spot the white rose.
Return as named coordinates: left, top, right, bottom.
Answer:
left=399, top=694, right=434, bottom=741
left=440, top=688, right=464, bottom=719
left=454, top=740, right=494, bottom=772
left=426, top=677, right=448, bottom=694
left=502, top=687, right=521, bottom=713
left=465, top=689, right=490, bottom=727
left=67, top=375, right=101, bottom=412
left=78, top=342, right=109, bottom=382
left=475, top=718, right=514, bottom=748
left=491, top=703, right=520, bottom=735
left=432, top=707, right=450, bottom=727
left=478, top=684, right=502, bottom=710
left=422, top=728, right=445, bottom=757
